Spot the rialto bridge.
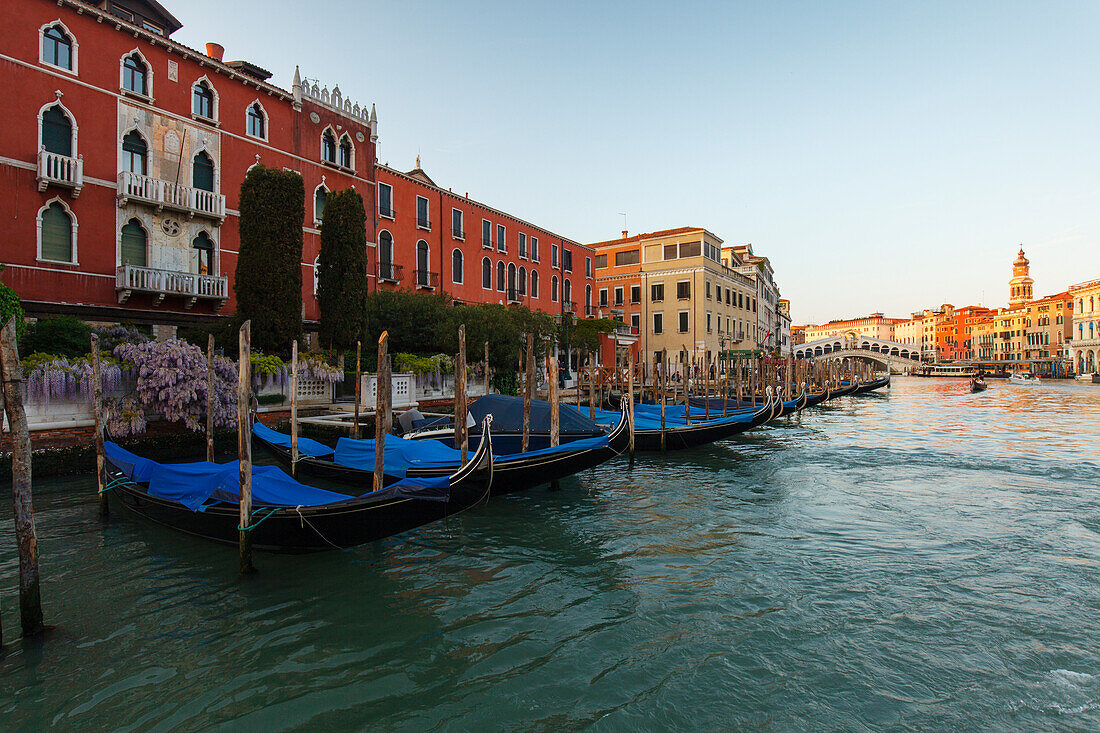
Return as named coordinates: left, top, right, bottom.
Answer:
left=793, top=335, right=923, bottom=373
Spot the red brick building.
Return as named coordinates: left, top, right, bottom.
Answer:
left=373, top=164, right=594, bottom=317
left=1, top=0, right=379, bottom=330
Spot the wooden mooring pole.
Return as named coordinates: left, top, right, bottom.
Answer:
left=206, top=333, right=215, bottom=462
left=627, top=355, right=635, bottom=466
left=522, top=333, right=533, bottom=453
left=455, top=325, right=468, bottom=462
left=352, top=340, right=362, bottom=440
left=1, top=317, right=45, bottom=638
left=484, top=341, right=490, bottom=396
left=237, top=320, right=255, bottom=574
left=90, top=334, right=108, bottom=518
left=588, top=351, right=596, bottom=419
left=548, top=350, right=560, bottom=447
left=374, top=331, right=390, bottom=493
left=290, top=339, right=299, bottom=476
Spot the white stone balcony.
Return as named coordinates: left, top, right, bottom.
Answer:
left=116, top=264, right=228, bottom=309
left=117, top=171, right=225, bottom=220
left=37, top=149, right=83, bottom=197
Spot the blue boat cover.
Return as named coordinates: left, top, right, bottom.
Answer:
left=333, top=430, right=612, bottom=477
left=104, top=442, right=450, bottom=511
left=634, top=402, right=757, bottom=420
left=253, top=422, right=335, bottom=458
left=567, top=404, right=756, bottom=431
left=419, top=394, right=604, bottom=435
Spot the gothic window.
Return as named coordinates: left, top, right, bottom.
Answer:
left=41, top=105, right=73, bottom=157
left=321, top=130, right=337, bottom=164
left=192, top=80, right=215, bottom=119
left=192, top=151, right=214, bottom=191
left=122, top=54, right=148, bottom=95
left=120, top=218, right=147, bottom=267
left=247, top=103, right=266, bottom=139
left=42, top=24, right=74, bottom=71
left=191, top=232, right=214, bottom=275
left=39, top=200, right=74, bottom=263
left=122, top=131, right=147, bottom=175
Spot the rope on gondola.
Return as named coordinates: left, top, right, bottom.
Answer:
left=293, top=505, right=349, bottom=551
left=98, top=476, right=129, bottom=494
left=237, top=506, right=279, bottom=532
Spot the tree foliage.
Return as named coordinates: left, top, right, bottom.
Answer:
left=20, top=315, right=92, bottom=358
left=317, top=188, right=368, bottom=353
left=570, top=317, right=617, bottom=354
left=235, top=165, right=304, bottom=354
left=0, top=267, right=27, bottom=338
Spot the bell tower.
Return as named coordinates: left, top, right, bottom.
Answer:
left=1008, top=246, right=1033, bottom=308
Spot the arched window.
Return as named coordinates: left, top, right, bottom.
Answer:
left=496, top=260, right=505, bottom=292
left=378, top=231, right=394, bottom=280
left=120, top=218, right=147, bottom=267
left=551, top=275, right=559, bottom=302
left=530, top=270, right=539, bottom=298
left=518, top=266, right=527, bottom=296
left=508, top=262, right=517, bottom=294
left=122, top=53, right=147, bottom=95
left=42, top=24, right=74, bottom=71
left=314, top=185, right=328, bottom=224
left=192, top=150, right=214, bottom=192
left=41, top=104, right=73, bottom=157
left=122, top=131, right=147, bottom=175
left=452, top=249, right=464, bottom=284
left=321, top=130, right=337, bottom=164
left=38, top=200, right=74, bottom=263
left=585, top=284, right=592, bottom=309
left=416, top=240, right=430, bottom=286
left=246, top=103, right=266, bottom=139
left=339, top=135, right=353, bottom=168
left=192, top=80, right=215, bottom=119
left=564, top=278, right=572, bottom=304
left=481, top=257, right=491, bottom=289
left=192, top=232, right=215, bottom=275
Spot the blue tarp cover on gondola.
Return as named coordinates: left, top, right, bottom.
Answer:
left=105, top=443, right=450, bottom=511
left=252, top=422, right=335, bottom=458
left=418, top=394, right=604, bottom=435
left=568, top=404, right=757, bottom=431
left=332, top=430, right=613, bottom=477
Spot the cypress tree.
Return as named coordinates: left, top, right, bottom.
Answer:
left=235, top=166, right=304, bottom=354
left=317, top=189, right=368, bottom=353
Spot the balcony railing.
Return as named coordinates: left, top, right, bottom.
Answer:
left=417, top=217, right=431, bottom=229
left=37, top=149, right=83, bottom=197
left=415, top=269, right=439, bottom=289
left=506, top=287, right=522, bottom=304
left=115, top=264, right=228, bottom=309
left=453, top=227, right=465, bottom=240
left=117, top=171, right=225, bottom=220
left=379, top=205, right=394, bottom=218
left=615, top=323, right=639, bottom=336
left=482, top=237, right=494, bottom=249
left=378, top=262, right=403, bottom=283
left=562, top=300, right=577, bottom=314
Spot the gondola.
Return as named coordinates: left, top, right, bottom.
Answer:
left=253, top=408, right=630, bottom=496
left=102, top=418, right=495, bottom=552
left=851, top=375, right=891, bottom=394
left=828, top=380, right=862, bottom=399
left=688, top=384, right=808, bottom=415
left=970, top=378, right=988, bottom=393
left=403, top=394, right=607, bottom=453
left=587, top=388, right=776, bottom=451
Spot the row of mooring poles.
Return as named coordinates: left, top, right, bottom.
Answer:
left=0, top=317, right=45, bottom=640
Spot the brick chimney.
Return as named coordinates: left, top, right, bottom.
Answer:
left=205, top=43, right=224, bottom=61
left=621, top=230, right=628, bottom=239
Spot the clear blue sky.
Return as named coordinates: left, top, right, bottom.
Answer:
left=173, top=0, right=1100, bottom=324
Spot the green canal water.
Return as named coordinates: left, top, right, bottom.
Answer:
left=2, top=377, right=1099, bottom=731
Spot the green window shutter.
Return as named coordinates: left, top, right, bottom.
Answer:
left=192, top=153, right=214, bottom=192
left=42, top=107, right=72, bottom=156
left=40, top=204, right=73, bottom=262
left=120, top=220, right=147, bottom=267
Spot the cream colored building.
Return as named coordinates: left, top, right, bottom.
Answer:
left=803, top=313, right=900, bottom=343
left=894, top=307, right=947, bottom=360
left=1068, top=278, right=1100, bottom=375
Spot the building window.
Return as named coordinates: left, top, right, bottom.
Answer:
left=42, top=23, right=75, bottom=72
left=631, top=285, right=641, bottom=304
left=518, top=232, right=527, bottom=258
left=614, top=286, right=624, bottom=306
left=585, top=257, right=592, bottom=277
left=706, top=312, right=712, bottom=332
left=531, top=237, right=539, bottom=262
left=615, top=249, right=640, bottom=266
left=120, top=218, right=147, bottom=267
left=122, top=53, right=148, bottom=96
left=564, top=249, right=573, bottom=272
left=595, top=254, right=607, bottom=269
left=564, top=279, right=572, bottom=304
left=653, top=312, right=663, bottom=334
left=452, top=249, right=464, bottom=284
left=599, top=288, right=608, bottom=307
left=192, top=80, right=215, bottom=119
left=585, top=284, right=591, bottom=309
left=321, top=130, right=337, bottom=164
left=530, top=270, right=539, bottom=298
left=651, top=283, right=664, bottom=302
left=41, top=104, right=73, bottom=157
left=497, top=224, right=506, bottom=253
left=679, top=311, right=689, bottom=333
left=482, top=219, right=492, bottom=248
left=706, top=281, right=712, bottom=299
left=416, top=241, right=430, bottom=286
left=551, top=275, right=559, bottom=302
left=481, top=257, right=491, bottom=289
left=339, top=135, right=353, bottom=168
left=452, top=209, right=464, bottom=239
left=192, top=151, right=215, bottom=192
left=378, top=231, right=394, bottom=279
left=416, top=196, right=430, bottom=228
left=192, top=231, right=215, bottom=275
left=519, top=267, right=527, bottom=296
left=631, top=313, right=640, bottom=331
left=378, top=183, right=393, bottom=217
left=677, top=281, right=690, bottom=299
left=38, top=200, right=75, bottom=263
left=246, top=102, right=266, bottom=139
left=314, top=185, right=328, bottom=224
left=496, top=261, right=506, bottom=292
left=121, top=130, right=147, bottom=175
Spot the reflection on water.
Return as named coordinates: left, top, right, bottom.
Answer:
left=2, top=377, right=1099, bottom=730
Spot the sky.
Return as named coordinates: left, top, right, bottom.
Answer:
left=171, top=0, right=1100, bottom=325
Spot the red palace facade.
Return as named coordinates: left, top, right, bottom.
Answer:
left=1, top=0, right=593, bottom=332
